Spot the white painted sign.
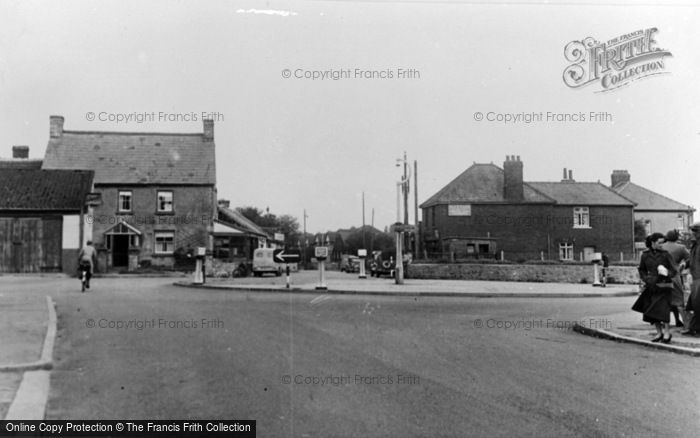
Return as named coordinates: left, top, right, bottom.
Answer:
left=448, top=204, right=472, bottom=216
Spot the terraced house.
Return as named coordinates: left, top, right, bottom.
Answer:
left=420, top=156, right=637, bottom=261
left=42, top=116, right=217, bottom=271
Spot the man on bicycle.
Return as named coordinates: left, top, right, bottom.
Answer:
left=78, top=240, right=97, bottom=289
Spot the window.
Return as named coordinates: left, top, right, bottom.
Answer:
left=154, top=231, right=174, bottom=254
left=118, top=191, right=132, bottom=212
left=157, top=191, right=173, bottom=212
left=559, top=243, right=574, bottom=261
left=644, top=220, right=652, bottom=235
left=573, top=207, right=590, bottom=228
left=214, top=237, right=230, bottom=260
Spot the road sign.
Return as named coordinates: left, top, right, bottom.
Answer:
left=390, top=223, right=416, bottom=233
left=273, top=249, right=300, bottom=263
left=314, top=246, right=329, bottom=260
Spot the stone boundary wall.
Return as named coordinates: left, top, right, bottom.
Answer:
left=407, top=263, right=640, bottom=284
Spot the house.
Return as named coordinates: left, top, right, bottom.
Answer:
left=420, top=156, right=636, bottom=261
left=214, top=200, right=272, bottom=262
left=610, top=170, right=695, bottom=237
left=41, top=116, right=216, bottom=271
left=0, top=166, right=94, bottom=273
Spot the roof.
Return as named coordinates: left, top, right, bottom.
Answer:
left=217, top=206, right=270, bottom=238
left=527, top=182, right=636, bottom=206
left=0, top=169, right=94, bottom=211
left=0, top=159, right=43, bottom=170
left=42, top=130, right=215, bottom=185
left=420, top=163, right=554, bottom=208
left=612, top=181, right=694, bottom=211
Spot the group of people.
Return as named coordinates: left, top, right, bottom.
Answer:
left=632, top=223, right=700, bottom=343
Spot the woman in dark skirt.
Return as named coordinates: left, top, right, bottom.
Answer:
left=633, top=233, right=677, bottom=343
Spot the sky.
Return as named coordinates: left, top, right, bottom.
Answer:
left=0, top=0, right=698, bottom=233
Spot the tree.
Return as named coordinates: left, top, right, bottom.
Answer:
left=236, top=206, right=300, bottom=247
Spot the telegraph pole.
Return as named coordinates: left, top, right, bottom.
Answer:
left=414, top=160, right=419, bottom=259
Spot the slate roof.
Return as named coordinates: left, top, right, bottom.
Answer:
left=612, top=181, right=694, bottom=211
left=0, top=159, right=43, bottom=170
left=421, top=163, right=636, bottom=208
left=420, top=163, right=554, bottom=208
left=0, top=169, right=94, bottom=211
left=528, top=182, right=636, bottom=206
left=217, top=206, right=270, bottom=238
left=42, top=130, right=215, bottom=185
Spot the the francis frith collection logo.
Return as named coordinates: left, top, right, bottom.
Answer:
left=563, top=28, right=672, bottom=92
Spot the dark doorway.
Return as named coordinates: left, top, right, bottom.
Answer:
left=113, top=235, right=129, bottom=267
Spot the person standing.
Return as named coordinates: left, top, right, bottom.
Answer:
left=661, top=229, right=690, bottom=327
left=633, top=232, right=676, bottom=343
left=683, top=222, right=700, bottom=336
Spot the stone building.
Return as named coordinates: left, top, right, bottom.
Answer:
left=42, top=116, right=216, bottom=271
left=420, top=156, right=636, bottom=261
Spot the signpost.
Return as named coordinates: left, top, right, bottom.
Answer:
left=315, top=246, right=328, bottom=290
left=273, top=249, right=300, bottom=289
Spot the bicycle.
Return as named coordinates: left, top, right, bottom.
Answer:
left=78, top=261, right=91, bottom=292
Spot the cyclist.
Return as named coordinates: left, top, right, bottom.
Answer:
left=77, top=240, right=97, bottom=289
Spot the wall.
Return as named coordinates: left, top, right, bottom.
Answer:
left=91, top=185, right=215, bottom=268
left=423, top=203, right=635, bottom=261
left=408, top=263, right=640, bottom=284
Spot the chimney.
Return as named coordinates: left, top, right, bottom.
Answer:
left=49, top=115, right=64, bottom=138
left=203, top=119, right=214, bottom=141
left=562, top=168, right=567, bottom=180
left=568, top=170, right=573, bottom=181
left=12, top=146, right=29, bottom=159
left=611, top=169, right=630, bottom=187
left=503, top=155, right=524, bottom=201
left=218, top=199, right=230, bottom=209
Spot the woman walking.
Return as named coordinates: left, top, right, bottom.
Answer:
left=633, top=233, right=677, bottom=343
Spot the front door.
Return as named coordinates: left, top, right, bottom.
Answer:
left=113, top=235, right=129, bottom=267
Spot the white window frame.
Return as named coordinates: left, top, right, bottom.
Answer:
left=154, top=231, right=175, bottom=254
left=118, top=191, right=132, bottom=212
left=157, top=191, right=174, bottom=213
left=559, top=243, right=574, bottom=261
left=573, top=206, right=590, bottom=229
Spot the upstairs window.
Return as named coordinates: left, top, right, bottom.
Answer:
left=157, top=191, right=173, bottom=213
left=118, top=191, right=132, bottom=212
left=573, top=207, right=590, bottom=228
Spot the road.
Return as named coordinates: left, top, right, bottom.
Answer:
left=4, top=275, right=699, bottom=437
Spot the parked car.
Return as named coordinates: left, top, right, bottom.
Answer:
left=340, top=255, right=361, bottom=273
left=370, top=251, right=395, bottom=278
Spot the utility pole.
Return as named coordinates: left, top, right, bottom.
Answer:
left=362, top=191, right=366, bottom=250
left=302, top=209, right=308, bottom=269
left=414, top=160, right=419, bottom=259
left=403, top=151, right=409, bottom=226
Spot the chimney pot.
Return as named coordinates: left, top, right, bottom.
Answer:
left=563, top=168, right=567, bottom=179
left=49, top=115, right=64, bottom=138
left=12, top=146, right=29, bottom=159
left=568, top=170, right=573, bottom=180
left=203, top=119, right=214, bottom=141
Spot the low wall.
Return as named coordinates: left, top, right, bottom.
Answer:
left=407, top=263, right=640, bottom=284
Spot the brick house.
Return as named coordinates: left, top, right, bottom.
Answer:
left=42, top=116, right=216, bottom=271
left=420, top=156, right=636, bottom=261
left=0, top=165, right=93, bottom=274
left=610, top=169, right=695, bottom=237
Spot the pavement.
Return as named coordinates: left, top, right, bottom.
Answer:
left=0, top=293, right=56, bottom=420
left=1, top=275, right=698, bottom=420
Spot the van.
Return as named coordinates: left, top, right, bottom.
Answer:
left=252, top=248, right=282, bottom=277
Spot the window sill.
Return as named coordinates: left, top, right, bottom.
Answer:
left=573, top=226, right=592, bottom=230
